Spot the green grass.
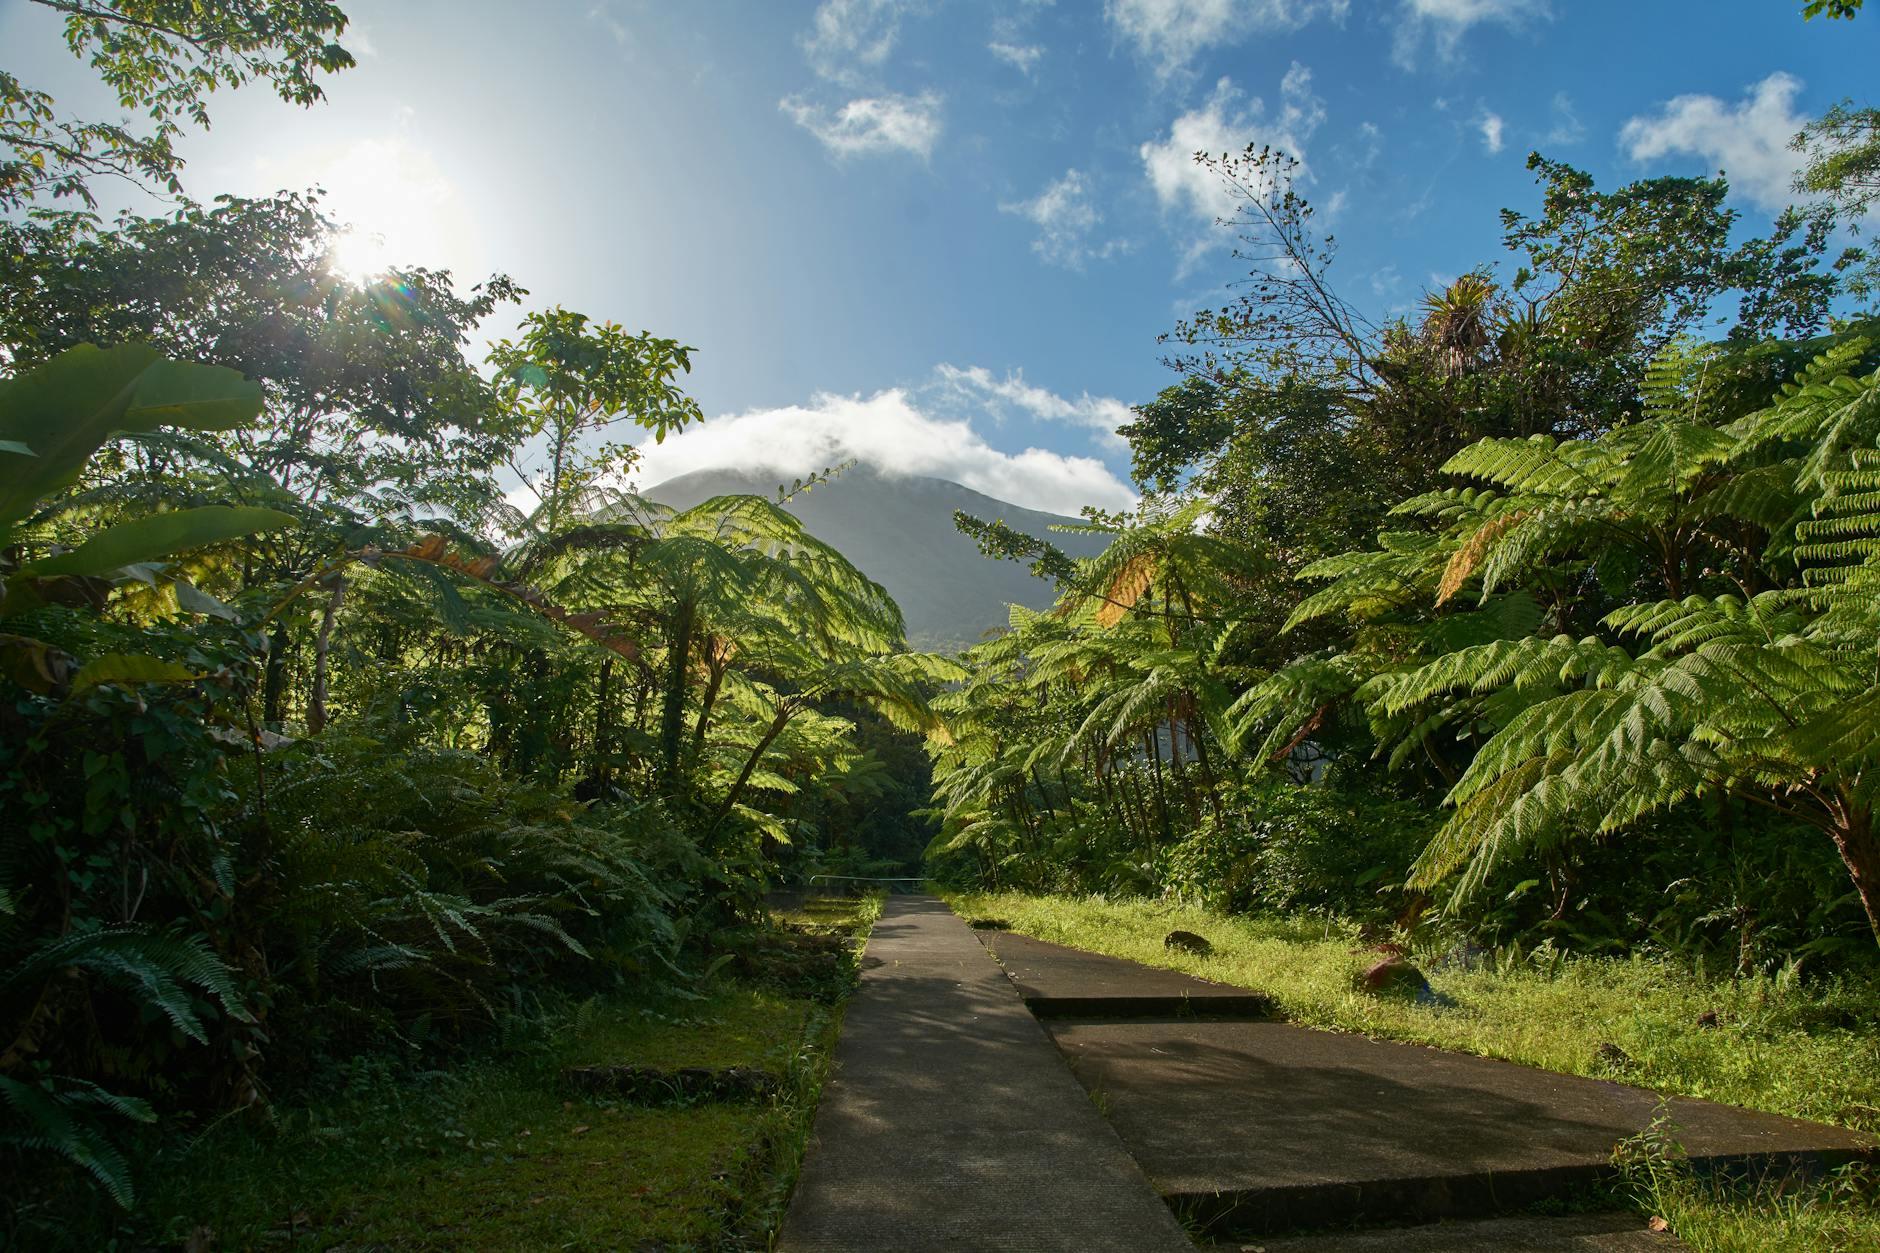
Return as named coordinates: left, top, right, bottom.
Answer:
left=1633, top=1163, right=1880, bottom=1253
left=23, top=894, right=883, bottom=1251
left=946, top=889, right=1880, bottom=1252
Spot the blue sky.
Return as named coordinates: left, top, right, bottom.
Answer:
left=7, top=1, right=1877, bottom=513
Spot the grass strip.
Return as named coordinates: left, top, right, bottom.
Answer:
left=946, top=889, right=1880, bottom=1253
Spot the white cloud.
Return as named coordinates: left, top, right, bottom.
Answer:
left=1105, top=0, right=1347, bottom=78
left=344, top=20, right=379, bottom=58
left=1478, top=110, right=1505, bottom=154
left=1139, top=66, right=1325, bottom=270
left=630, top=388, right=1136, bottom=515
left=989, top=40, right=1045, bottom=73
left=1546, top=91, right=1584, bottom=146
left=1619, top=71, right=1810, bottom=212
left=1000, top=169, right=1130, bottom=269
left=933, top=364, right=1134, bottom=451
left=781, top=91, right=943, bottom=160
left=802, top=0, right=917, bottom=83
left=1394, top=0, right=1549, bottom=68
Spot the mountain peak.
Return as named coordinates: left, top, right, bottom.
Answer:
left=641, top=462, right=1105, bottom=651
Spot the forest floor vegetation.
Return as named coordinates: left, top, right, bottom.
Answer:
left=946, top=890, right=1880, bottom=1252
left=14, top=893, right=879, bottom=1251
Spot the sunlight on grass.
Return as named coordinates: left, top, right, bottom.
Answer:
left=946, top=890, right=1880, bottom=1251
left=946, top=890, right=1880, bottom=1128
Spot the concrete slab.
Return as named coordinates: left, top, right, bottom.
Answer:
left=981, top=931, right=1277, bottom=1019
left=1049, top=1019, right=1872, bottom=1235
left=778, top=896, right=1192, bottom=1252
left=1244, top=1211, right=1681, bottom=1251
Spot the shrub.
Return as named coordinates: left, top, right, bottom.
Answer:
left=1157, top=776, right=1435, bottom=920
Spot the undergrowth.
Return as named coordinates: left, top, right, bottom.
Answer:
left=7, top=893, right=881, bottom=1251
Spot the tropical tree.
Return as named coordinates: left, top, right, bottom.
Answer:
left=488, top=309, right=704, bottom=534
left=2, top=0, right=355, bottom=209
left=1236, top=338, right=1880, bottom=941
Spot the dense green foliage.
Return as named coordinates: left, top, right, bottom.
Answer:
left=7, top=1, right=1880, bottom=1242
left=933, top=148, right=1880, bottom=980
left=0, top=326, right=940, bottom=1218
left=0, top=15, right=943, bottom=1218
left=12, top=894, right=880, bottom=1250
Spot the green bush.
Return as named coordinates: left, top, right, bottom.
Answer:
left=1157, top=776, right=1435, bottom=920
left=246, top=729, right=687, bottom=1074
left=0, top=628, right=699, bottom=1204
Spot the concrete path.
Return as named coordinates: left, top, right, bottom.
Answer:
left=1052, top=1017, right=1871, bottom=1233
left=981, top=931, right=1276, bottom=1019
left=777, top=895, right=1192, bottom=1251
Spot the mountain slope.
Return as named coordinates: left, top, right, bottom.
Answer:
left=641, top=464, right=1108, bottom=651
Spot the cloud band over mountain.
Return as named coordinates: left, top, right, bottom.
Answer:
left=629, top=375, right=1139, bottom=517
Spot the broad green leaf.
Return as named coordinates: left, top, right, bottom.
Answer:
left=70, top=654, right=199, bottom=694
left=173, top=579, right=238, bottom=620
left=0, top=344, right=263, bottom=530
left=125, top=359, right=266, bottom=432
left=23, top=506, right=294, bottom=577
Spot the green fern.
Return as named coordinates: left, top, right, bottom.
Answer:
left=0, top=1075, right=154, bottom=1208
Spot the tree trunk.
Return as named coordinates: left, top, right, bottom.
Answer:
left=546, top=416, right=571, bottom=533
left=1145, top=729, right=1172, bottom=844
left=1032, top=766, right=1062, bottom=831
left=658, top=599, right=698, bottom=790
left=1189, top=711, right=1225, bottom=827
left=1166, top=704, right=1190, bottom=822
left=591, top=655, right=615, bottom=787
left=1829, top=802, right=1880, bottom=944
left=262, top=621, right=291, bottom=727
left=305, top=574, right=347, bottom=736
left=692, top=653, right=728, bottom=752
left=1119, top=765, right=1153, bottom=852
left=1056, top=766, right=1082, bottom=823
left=710, top=708, right=794, bottom=830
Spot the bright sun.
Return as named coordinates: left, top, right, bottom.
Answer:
left=289, top=136, right=477, bottom=285
left=329, top=227, right=394, bottom=284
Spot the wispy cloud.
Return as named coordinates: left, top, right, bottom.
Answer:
left=933, top=363, right=1134, bottom=451
left=989, top=40, right=1045, bottom=74
left=631, top=386, right=1136, bottom=514
left=784, top=0, right=944, bottom=160
left=1105, top=0, right=1348, bottom=79
left=1619, top=71, right=1811, bottom=212
left=1477, top=109, right=1505, bottom=153
left=1000, top=170, right=1131, bottom=269
left=586, top=3, right=630, bottom=47
left=1546, top=91, right=1584, bottom=146
left=1393, top=0, right=1550, bottom=69
left=1337, top=120, right=1384, bottom=170
left=802, top=0, right=919, bottom=84
left=781, top=91, right=943, bottom=160
left=1140, top=64, right=1325, bottom=272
